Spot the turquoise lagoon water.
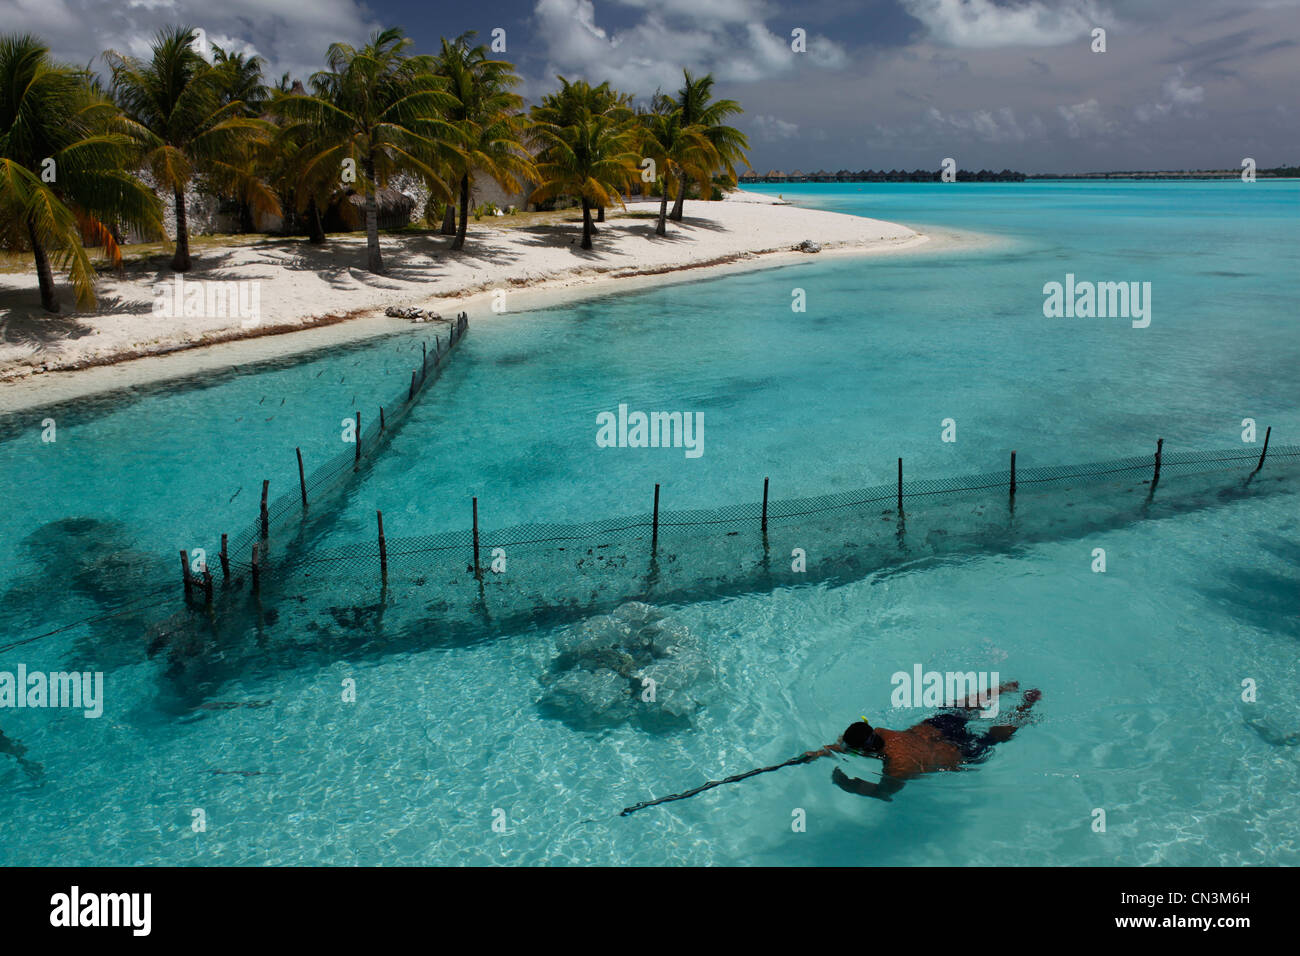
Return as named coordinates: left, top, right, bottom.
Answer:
left=0, top=181, right=1297, bottom=865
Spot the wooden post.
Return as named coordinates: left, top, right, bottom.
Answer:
left=1153, top=438, right=1164, bottom=486
left=380, top=406, right=386, bottom=432
left=180, top=550, right=192, bottom=601
left=251, top=542, right=261, bottom=595
left=897, top=458, right=904, bottom=517
left=1255, top=426, right=1271, bottom=473
left=354, top=412, right=362, bottom=469
left=377, top=510, right=388, bottom=586
left=1010, top=450, right=1017, bottom=499
left=220, top=533, right=229, bottom=578
left=472, top=497, right=481, bottom=578
left=409, top=370, right=417, bottom=401
left=260, top=480, right=270, bottom=539
left=761, top=476, right=769, bottom=534
left=296, top=447, right=307, bottom=510
left=652, top=483, right=660, bottom=555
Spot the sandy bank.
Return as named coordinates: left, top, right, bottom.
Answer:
left=0, top=196, right=982, bottom=413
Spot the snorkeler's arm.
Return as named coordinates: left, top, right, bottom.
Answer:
left=831, top=766, right=905, bottom=801
left=802, top=742, right=846, bottom=760
left=950, top=681, right=1019, bottom=710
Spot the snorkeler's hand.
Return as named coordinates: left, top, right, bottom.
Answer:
left=832, top=766, right=893, bottom=801
left=803, top=743, right=843, bottom=760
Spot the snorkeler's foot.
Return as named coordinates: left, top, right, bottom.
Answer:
left=1011, top=689, right=1042, bottom=717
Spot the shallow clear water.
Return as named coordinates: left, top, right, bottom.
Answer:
left=1, top=181, right=1297, bottom=865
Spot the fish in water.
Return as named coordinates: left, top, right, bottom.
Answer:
left=229, top=487, right=242, bottom=503
left=0, top=726, right=43, bottom=780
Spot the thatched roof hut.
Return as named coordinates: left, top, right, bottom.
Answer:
left=327, top=187, right=416, bottom=232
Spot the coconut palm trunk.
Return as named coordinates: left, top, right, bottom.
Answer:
left=440, top=203, right=457, bottom=235
left=596, top=205, right=605, bottom=222
left=364, top=156, right=383, bottom=273
left=580, top=197, right=595, bottom=250
left=452, top=173, right=470, bottom=250
left=27, top=217, right=59, bottom=313
left=172, top=188, right=192, bottom=271
left=669, top=173, right=686, bottom=221
left=307, top=196, right=325, bottom=244
left=656, top=186, right=669, bottom=236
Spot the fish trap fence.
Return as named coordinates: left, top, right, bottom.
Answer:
left=196, top=431, right=1297, bottom=625
left=180, top=312, right=468, bottom=604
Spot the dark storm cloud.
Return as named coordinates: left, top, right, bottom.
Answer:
left=4, top=0, right=1296, bottom=173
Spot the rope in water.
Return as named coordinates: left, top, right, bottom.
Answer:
left=0, top=583, right=174, bottom=654
left=620, top=751, right=818, bottom=816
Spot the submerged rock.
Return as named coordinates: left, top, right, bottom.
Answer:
left=538, top=602, right=714, bottom=729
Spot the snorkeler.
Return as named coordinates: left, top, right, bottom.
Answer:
left=0, top=725, right=43, bottom=780
left=804, top=682, right=1042, bottom=801
left=620, top=682, right=1042, bottom=816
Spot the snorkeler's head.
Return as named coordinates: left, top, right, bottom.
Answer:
left=842, top=720, right=884, bottom=753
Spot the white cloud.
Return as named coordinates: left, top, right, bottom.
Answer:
left=1057, top=99, right=1115, bottom=138
left=927, top=105, right=1033, bottom=142
left=607, top=0, right=774, bottom=24
left=530, top=0, right=846, bottom=99
left=900, top=0, right=1108, bottom=48
left=1135, top=68, right=1205, bottom=122
left=3, top=0, right=379, bottom=84
left=751, top=114, right=800, bottom=140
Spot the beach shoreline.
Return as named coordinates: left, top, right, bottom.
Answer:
left=0, top=195, right=992, bottom=413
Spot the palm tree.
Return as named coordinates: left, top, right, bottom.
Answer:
left=267, top=88, right=330, bottom=244
left=529, top=77, right=639, bottom=250
left=105, top=26, right=276, bottom=271
left=0, top=34, right=162, bottom=312
left=273, top=27, right=457, bottom=273
left=640, top=94, right=718, bottom=237
left=533, top=79, right=630, bottom=225
left=211, top=45, right=277, bottom=232
left=435, top=34, right=534, bottom=251
left=667, top=70, right=749, bottom=221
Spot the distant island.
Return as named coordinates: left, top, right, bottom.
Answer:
left=742, top=169, right=1025, bottom=183
left=1028, top=167, right=1299, bottom=180
left=741, top=166, right=1298, bottom=183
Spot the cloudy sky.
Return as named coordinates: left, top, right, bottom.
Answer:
left=6, top=0, right=1297, bottom=173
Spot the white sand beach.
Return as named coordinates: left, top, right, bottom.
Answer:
left=0, top=194, right=950, bottom=410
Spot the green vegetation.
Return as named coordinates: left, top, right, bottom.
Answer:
left=1, top=26, right=751, bottom=310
